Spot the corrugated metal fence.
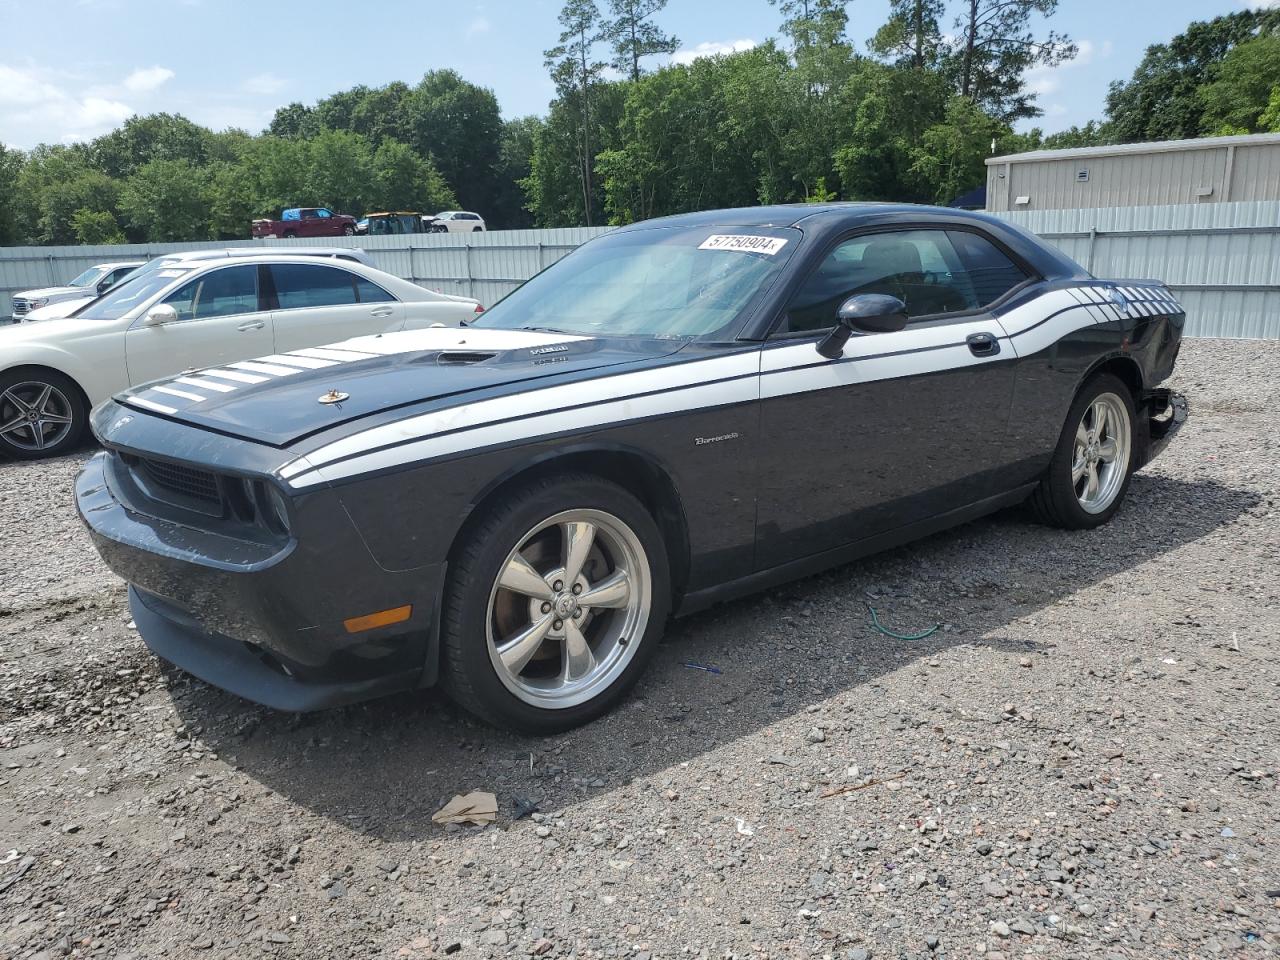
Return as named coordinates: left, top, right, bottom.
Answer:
left=992, top=201, right=1280, bottom=339
left=0, top=228, right=613, bottom=320
left=1, top=203, right=1276, bottom=338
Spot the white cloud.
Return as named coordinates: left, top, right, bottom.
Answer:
left=241, top=72, right=287, bottom=96
left=671, top=39, right=757, bottom=66
left=467, top=16, right=491, bottom=35
left=1024, top=38, right=1111, bottom=101
left=123, top=65, right=174, bottom=93
left=0, top=64, right=134, bottom=144
left=1242, top=1, right=1280, bottom=9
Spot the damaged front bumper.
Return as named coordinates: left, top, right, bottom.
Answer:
left=1138, top=389, right=1188, bottom=469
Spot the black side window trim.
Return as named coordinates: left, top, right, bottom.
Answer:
left=765, top=223, right=1041, bottom=339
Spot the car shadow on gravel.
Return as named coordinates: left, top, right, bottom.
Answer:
left=170, top=472, right=1258, bottom=841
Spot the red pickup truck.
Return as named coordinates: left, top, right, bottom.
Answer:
left=251, top=207, right=358, bottom=239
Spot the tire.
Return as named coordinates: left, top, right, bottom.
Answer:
left=472, top=226, right=483, bottom=233
left=440, top=473, right=671, bottom=733
left=1029, top=372, right=1137, bottom=529
left=343, top=225, right=355, bottom=236
left=282, top=230, right=297, bottom=239
left=0, top=369, right=89, bottom=460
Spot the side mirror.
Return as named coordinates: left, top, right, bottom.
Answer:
left=97, top=280, right=111, bottom=294
left=144, top=303, right=178, bottom=326
left=816, top=294, right=909, bottom=360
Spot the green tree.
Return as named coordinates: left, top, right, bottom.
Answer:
left=545, top=0, right=608, bottom=225
left=70, top=209, right=125, bottom=244
left=953, top=0, right=1077, bottom=122
left=304, top=128, right=376, bottom=214
left=871, top=0, right=946, bottom=70
left=1040, top=120, right=1112, bottom=149
left=371, top=138, right=457, bottom=212
left=0, top=144, right=24, bottom=245
left=1199, top=35, right=1280, bottom=134
left=769, top=0, right=849, bottom=52
left=89, top=113, right=213, bottom=179
left=119, top=158, right=211, bottom=242
left=907, top=95, right=1007, bottom=203
left=604, top=0, right=679, bottom=81
left=400, top=71, right=502, bottom=213
left=268, top=102, right=320, bottom=139
left=492, top=116, right=544, bottom=228
left=1105, top=9, right=1280, bottom=142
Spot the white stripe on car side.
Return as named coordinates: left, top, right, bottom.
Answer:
left=278, top=351, right=763, bottom=479
left=286, top=375, right=760, bottom=489
left=283, top=291, right=1102, bottom=488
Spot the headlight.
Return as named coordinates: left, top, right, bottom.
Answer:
left=230, top=477, right=292, bottom=535
left=28, top=298, right=49, bottom=309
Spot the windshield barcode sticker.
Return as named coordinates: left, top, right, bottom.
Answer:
left=698, top=235, right=789, bottom=256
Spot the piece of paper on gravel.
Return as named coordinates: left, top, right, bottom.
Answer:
left=432, top=791, right=498, bottom=826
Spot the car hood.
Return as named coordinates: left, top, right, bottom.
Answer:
left=25, top=296, right=93, bottom=322
left=116, top=327, right=688, bottom=447
left=16, top=285, right=84, bottom=301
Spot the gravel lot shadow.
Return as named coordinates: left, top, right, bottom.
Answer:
left=169, top=471, right=1258, bottom=841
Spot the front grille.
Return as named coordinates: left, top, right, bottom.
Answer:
left=12, top=298, right=30, bottom=315
left=139, top=458, right=221, bottom=504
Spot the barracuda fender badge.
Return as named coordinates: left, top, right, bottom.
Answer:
left=319, top=389, right=350, bottom=405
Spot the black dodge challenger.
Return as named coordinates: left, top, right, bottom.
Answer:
left=77, top=204, right=1187, bottom=732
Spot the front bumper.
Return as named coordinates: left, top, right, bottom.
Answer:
left=76, top=451, right=445, bottom=711
left=1138, top=389, right=1188, bottom=469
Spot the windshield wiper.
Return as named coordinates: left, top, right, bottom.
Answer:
left=519, top=325, right=566, bottom=334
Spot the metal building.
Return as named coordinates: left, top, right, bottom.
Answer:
left=985, top=132, right=1280, bottom=213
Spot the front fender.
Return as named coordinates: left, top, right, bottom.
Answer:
left=0, top=341, right=126, bottom=409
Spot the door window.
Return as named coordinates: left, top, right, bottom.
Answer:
left=269, top=263, right=359, bottom=309
left=162, top=265, right=258, bottom=322
left=946, top=230, right=1029, bottom=307
left=316, top=208, right=332, bottom=218
left=781, top=228, right=1025, bottom=333
left=354, top=277, right=395, bottom=303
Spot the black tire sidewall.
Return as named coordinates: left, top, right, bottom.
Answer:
left=0, top=369, right=88, bottom=460
left=443, top=476, right=670, bottom=734
left=1046, top=373, right=1137, bottom=529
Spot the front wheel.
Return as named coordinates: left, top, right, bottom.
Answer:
left=441, top=474, right=670, bottom=733
left=343, top=225, right=355, bottom=236
left=1029, top=372, right=1136, bottom=529
left=0, top=370, right=88, bottom=460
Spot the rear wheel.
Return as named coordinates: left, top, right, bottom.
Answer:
left=1029, top=372, right=1136, bottom=529
left=0, top=370, right=88, bottom=460
left=282, top=229, right=297, bottom=239
left=441, top=474, right=670, bottom=733
left=472, top=226, right=483, bottom=233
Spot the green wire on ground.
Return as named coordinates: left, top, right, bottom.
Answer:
left=864, top=602, right=941, bottom=641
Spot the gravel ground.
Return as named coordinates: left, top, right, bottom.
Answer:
left=2, top=338, right=1278, bottom=960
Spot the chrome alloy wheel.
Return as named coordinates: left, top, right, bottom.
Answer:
left=485, top=509, right=651, bottom=709
left=0, top=381, right=74, bottom=453
left=1072, top=392, right=1131, bottom=514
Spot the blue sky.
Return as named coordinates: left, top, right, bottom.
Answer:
left=0, top=0, right=1274, bottom=150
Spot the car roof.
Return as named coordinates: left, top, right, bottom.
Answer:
left=610, top=202, right=1087, bottom=280
left=93, top=261, right=145, bottom=269
left=159, top=247, right=368, bottom=262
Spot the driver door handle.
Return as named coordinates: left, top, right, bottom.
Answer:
left=238, top=319, right=265, bottom=332
left=967, top=332, right=1000, bottom=357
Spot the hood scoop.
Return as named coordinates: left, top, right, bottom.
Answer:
left=436, top=350, right=497, bottom=365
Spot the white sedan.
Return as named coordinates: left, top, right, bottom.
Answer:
left=0, top=254, right=482, bottom=459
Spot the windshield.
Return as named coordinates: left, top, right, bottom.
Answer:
left=77, top=268, right=194, bottom=321
left=68, top=267, right=107, bottom=287
left=473, top=226, right=799, bottom=338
